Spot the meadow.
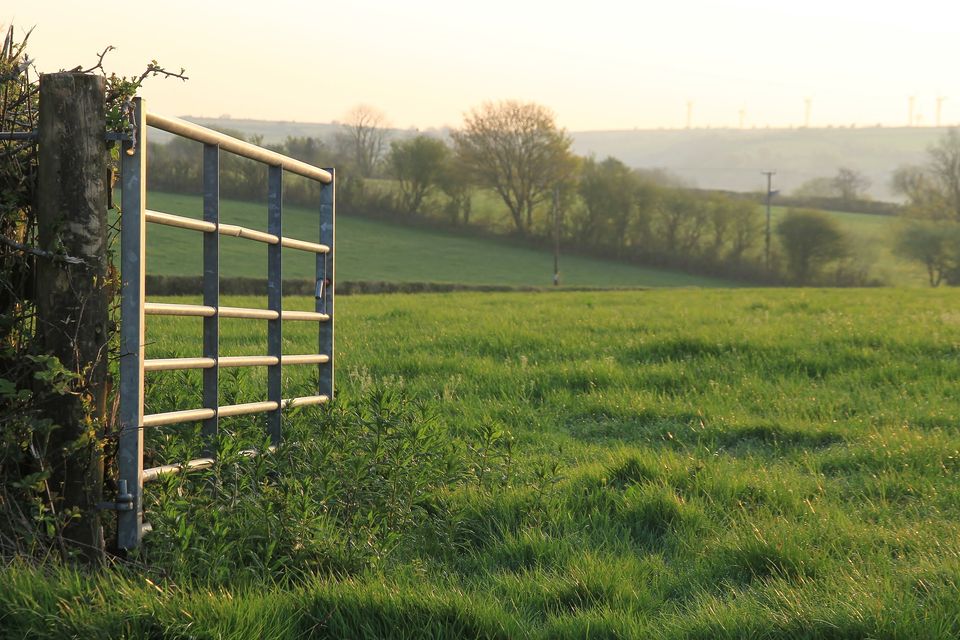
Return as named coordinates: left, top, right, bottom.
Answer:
left=4, top=287, right=960, bottom=638
left=143, top=191, right=733, bottom=288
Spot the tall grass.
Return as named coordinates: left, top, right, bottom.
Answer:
left=4, top=288, right=960, bottom=638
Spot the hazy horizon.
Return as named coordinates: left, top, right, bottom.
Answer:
left=10, top=1, right=960, bottom=131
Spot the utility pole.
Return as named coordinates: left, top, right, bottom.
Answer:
left=553, top=186, right=561, bottom=286
left=762, top=171, right=776, bottom=273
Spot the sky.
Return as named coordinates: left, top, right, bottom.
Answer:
left=9, top=0, right=960, bottom=131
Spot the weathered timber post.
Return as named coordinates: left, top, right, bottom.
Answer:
left=35, top=73, right=109, bottom=562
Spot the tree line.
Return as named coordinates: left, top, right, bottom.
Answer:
left=147, top=101, right=878, bottom=286
left=890, top=129, right=960, bottom=286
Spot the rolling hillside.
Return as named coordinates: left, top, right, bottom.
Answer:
left=143, top=192, right=735, bottom=288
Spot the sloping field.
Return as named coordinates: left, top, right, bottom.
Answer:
left=5, top=288, right=960, bottom=637
left=143, top=191, right=735, bottom=288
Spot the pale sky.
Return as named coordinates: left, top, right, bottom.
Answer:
left=10, top=0, right=960, bottom=131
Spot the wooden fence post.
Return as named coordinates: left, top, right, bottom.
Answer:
left=35, top=72, right=109, bottom=562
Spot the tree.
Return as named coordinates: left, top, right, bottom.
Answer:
left=437, top=154, right=475, bottom=226
left=927, top=129, right=960, bottom=219
left=577, top=156, right=637, bottom=252
left=891, top=165, right=947, bottom=219
left=706, top=195, right=759, bottom=263
left=776, top=209, right=849, bottom=284
left=892, top=129, right=960, bottom=220
left=831, top=167, right=870, bottom=201
left=452, top=101, right=574, bottom=235
left=337, top=104, right=388, bottom=178
left=387, top=135, right=449, bottom=215
left=652, top=190, right=709, bottom=256
left=792, top=176, right=838, bottom=199
left=892, top=220, right=960, bottom=287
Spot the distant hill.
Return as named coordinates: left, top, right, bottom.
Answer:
left=572, top=127, right=945, bottom=201
left=157, top=117, right=950, bottom=201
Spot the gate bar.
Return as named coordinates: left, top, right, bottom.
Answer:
left=143, top=445, right=277, bottom=483
left=318, top=169, right=335, bottom=401
left=144, top=357, right=215, bottom=371
left=267, top=165, right=283, bottom=445
left=202, top=143, right=219, bottom=454
left=118, top=97, right=147, bottom=551
left=143, top=303, right=328, bottom=321
left=147, top=112, right=332, bottom=183
left=145, top=210, right=329, bottom=253
left=142, top=354, right=328, bottom=372
left=143, top=457, right=215, bottom=482
left=142, top=395, right=329, bottom=429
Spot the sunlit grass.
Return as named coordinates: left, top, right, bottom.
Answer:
left=5, top=288, right=960, bottom=638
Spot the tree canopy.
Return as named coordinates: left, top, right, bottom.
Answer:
left=776, top=209, right=849, bottom=285
left=453, top=100, right=574, bottom=235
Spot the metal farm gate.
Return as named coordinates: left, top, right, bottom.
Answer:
left=116, top=98, right=335, bottom=549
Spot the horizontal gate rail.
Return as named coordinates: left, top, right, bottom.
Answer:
left=143, top=353, right=329, bottom=372
left=144, top=302, right=329, bottom=322
left=143, top=395, right=329, bottom=427
left=146, top=112, right=333, bottom=183
left=144, top=457, right=215, bottom=482
left=118, top=97, right=335, bottom=550
left=143, top=445, right=278, bottom=483
left=145, top=210, right=330, bottom=253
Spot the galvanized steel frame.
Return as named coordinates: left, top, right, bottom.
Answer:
left=117, top=98, right=335, bottom=550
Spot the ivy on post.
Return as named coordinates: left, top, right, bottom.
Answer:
left=35, top=72, right=110, bottom=563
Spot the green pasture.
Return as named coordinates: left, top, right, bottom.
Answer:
left=5, top=287, right=960, bottom=637
left=143, top=191, right=732, bottom=288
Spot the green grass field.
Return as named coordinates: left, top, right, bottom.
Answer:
left=5, top=287, right=960, bottom=638
left=143, top=191, right=734, bottom=288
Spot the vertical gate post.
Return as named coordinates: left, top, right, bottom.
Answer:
left=118, top=97, right=147, bottom=550
left=35, top=73, right=109, bottom=562
left=202, top=144, right=220, bottom=452
left=267, top=166, right=283, bottom=444
left=318, top=169, right=335, bottom=400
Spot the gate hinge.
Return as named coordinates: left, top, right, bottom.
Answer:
left=97, top=479, right=135, bottom=511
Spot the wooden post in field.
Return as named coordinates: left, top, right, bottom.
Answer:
left=35, top=73, right=109, bottom=562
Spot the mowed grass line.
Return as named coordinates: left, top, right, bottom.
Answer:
left=143, top=191, right=737, bottom=288
left=6, top=288, right=960, bottom=638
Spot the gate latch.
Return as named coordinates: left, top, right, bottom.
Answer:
left=97, top=479, right=135, bottom=512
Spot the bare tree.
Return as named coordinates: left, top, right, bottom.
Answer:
left=831, top=167, right=870, bottom=202
left=452, top=101, right=574, bottom=235
left=928, top=129, right=960, bottom=219
left=337, top=104, right=389, bottom=178
left=893, top=129, right=960, bottom=221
